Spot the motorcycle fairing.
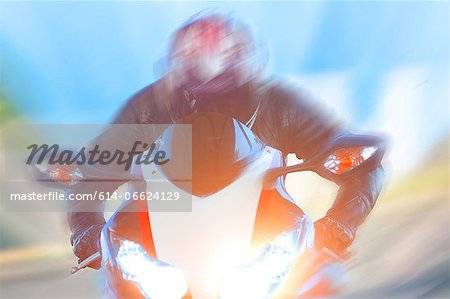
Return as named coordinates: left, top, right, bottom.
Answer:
left=102, top=159, right=315, bottom=299
left=101, top=112, right=315, bottom=298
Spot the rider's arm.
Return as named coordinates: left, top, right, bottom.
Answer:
left=267, top=80, right=385, bottom=252
left=68, top=83, right=163, bottom=266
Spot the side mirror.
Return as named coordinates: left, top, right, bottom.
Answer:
left=264, top=134, right=386, bottom=186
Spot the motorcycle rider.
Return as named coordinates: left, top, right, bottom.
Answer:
left=69, top=12, right=384, bottom=270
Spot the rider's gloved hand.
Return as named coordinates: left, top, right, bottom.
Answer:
left=71, top=223, right=104, bottom=269
left=314, top=217, right=354, bottom=255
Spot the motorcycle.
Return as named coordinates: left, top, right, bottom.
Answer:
left=34, top=112, right=385, bottom=299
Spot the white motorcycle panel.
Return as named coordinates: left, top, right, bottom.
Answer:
left=141, top=147, right=276, bottom=299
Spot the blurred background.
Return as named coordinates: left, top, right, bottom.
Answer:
left=0, top=1, right=448, bottom=298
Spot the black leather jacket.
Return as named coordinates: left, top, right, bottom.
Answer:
left=68, top=78, right=384, bottom=245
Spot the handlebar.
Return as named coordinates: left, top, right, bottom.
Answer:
left=70, top=252, right=101, bottom=275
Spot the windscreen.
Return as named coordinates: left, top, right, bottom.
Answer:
left=157, top=112, right=265, bottom=197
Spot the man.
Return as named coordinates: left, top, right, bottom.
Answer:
left=69, top=12, right=384, bottom=269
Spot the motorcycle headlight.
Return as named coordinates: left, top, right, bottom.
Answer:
left=220, top=230, right=302, bottom=299
left=115, top=240, right=188, bottom=299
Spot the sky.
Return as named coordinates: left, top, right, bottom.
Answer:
left=1, top=1, right=449, bottom=177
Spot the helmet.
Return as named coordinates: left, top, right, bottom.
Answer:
left=167, top=12, right=264, bottom=97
